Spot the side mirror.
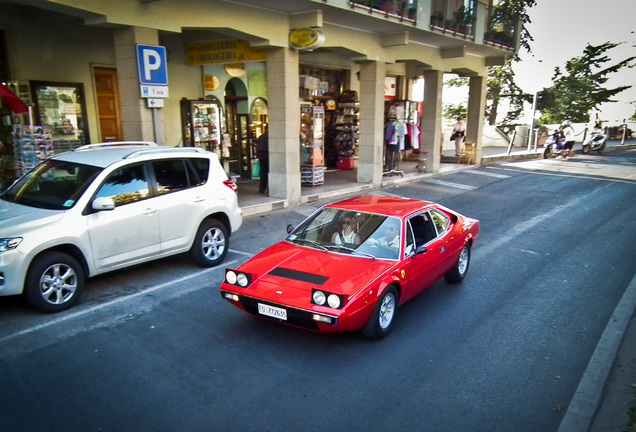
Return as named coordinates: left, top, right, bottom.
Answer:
left=415, top=245, right=427, bottom=255
left=286, top=224, right=295, bottom=234
left=92, top=197, right=115, bottom=211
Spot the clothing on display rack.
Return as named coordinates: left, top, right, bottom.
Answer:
left=384, top=120, right=407, bottom=174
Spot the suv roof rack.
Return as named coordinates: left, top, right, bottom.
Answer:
left=75, top=141, right=158, bottom=151
left=124, top=146, right=208, bottom=159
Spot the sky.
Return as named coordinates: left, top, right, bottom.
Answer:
left=513, top=0, right=636, bottom=125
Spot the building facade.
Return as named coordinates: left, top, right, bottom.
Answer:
left=0, top=0, right=518, bottom=204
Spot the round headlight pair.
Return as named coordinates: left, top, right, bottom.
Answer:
left=226, top=270, right=249, bottom=287
left=312, top=290, right=341, bottom=309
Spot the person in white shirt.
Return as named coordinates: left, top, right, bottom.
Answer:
left=452, top=117, right=466, bottom=156
left=560, top=120, right=575, bottom=159
left=331, top=215, right=361, bottom=245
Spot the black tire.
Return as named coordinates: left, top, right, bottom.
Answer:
left=189, top=219, right=229, bottom=267
left=24, top=251, right=84, bottom=313
left=361, top=285, right=399, bottom=339
left=444, top=244, right=471, bottom=283
left=543, top=147, right=551, bottom=159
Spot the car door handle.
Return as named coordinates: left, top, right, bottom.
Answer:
left=193, top=196, right=205, bottom=202
left=143, top=208, right=157, bottom=215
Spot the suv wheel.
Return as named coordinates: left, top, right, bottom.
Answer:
left=189, top=219, right=229, bottom=267
left=24, top=252, right=85, bottom=313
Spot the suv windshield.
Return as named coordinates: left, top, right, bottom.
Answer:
left=1, top=160, right=102, bottom=210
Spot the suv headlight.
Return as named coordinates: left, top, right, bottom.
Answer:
left=0, top=238, right=22, bottom=252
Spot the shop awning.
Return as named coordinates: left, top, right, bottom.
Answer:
left=0, top=83, right=29, bottom=114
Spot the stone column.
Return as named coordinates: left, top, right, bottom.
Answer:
left=113, top=27, right=164, bottom=144
left=266, top=48, right=301, bottom=204
left=357, top=61, right=385, bottom=186
left=467, top=75, right=486, bottom=164
left=421, top=70, right=443, bottom=173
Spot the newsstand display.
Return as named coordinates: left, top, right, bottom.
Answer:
left=300, top=103, right=325, bottom=186
left=180, top=98, right=224, bottom=156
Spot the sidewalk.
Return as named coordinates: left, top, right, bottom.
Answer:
left=235, top=138, right=636, bottom=432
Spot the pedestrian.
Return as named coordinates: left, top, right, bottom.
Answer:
left=560, top=120, right=575, bottom=159
left=255, top=130, right=269, bottom=194
left=451, top=116, right=466, bottom=156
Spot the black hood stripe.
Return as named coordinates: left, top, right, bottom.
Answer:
left=268, top=267, right=329, bottom=285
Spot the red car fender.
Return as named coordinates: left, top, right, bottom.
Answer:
left=335, top=272, right=401, bottom=332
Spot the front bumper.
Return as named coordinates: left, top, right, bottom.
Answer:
left=221, top=290, right=339, bottom=331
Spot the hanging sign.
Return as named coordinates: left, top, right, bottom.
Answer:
left=204, top=75, right=220, bottom=91
left=187, top=39, right=265, bottom=65
left=289, top=28, right=325, bottom=50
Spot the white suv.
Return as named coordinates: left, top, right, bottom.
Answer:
left=0, top=142, right=242, bottom=312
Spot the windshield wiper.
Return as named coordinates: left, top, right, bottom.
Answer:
left=326, top=244, right=376, bottom=259
left=289, top=238, right=329, bottom=252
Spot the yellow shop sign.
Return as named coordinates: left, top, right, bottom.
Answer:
left=289, top=28, right=325, bottom=50
left=187, top=39, right=265, bottom=65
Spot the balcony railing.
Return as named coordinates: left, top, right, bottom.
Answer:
left=483, top=8, right=518, bottom=49
left=348, top=0, right=418, bottom=23
left=429, top=1, right=475, bottom=39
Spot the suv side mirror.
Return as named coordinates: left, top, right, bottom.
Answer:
left=92, top=197, right=115, bottom=211
left=286, top=224, right=294, bottom=234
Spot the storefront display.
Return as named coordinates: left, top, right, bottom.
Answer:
left=12, top=124, right=53, bottom=177
left=331, top=97, right=359, bottom=170
left=300, top=103, right=325, bottom=186
left=30, top=81, right=89, bottom=152
left=181, top=98, right=224, bottom=156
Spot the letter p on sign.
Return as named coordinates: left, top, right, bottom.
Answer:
left=136, top=44, right=168, bottom=86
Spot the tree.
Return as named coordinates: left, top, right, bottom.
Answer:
left=484, top=0, right=536, bottom=129
left=537, top=42, right=636, bottom=124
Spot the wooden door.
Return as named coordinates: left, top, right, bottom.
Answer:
left=93, top=67, right=123, bottom=142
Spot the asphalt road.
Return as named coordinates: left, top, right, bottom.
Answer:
left=1, top=150, right=635, bottom=432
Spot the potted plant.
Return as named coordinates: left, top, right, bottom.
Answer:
left=430, top=11, right=444, bottom=28
left=452, top=6, right=473, bottom=34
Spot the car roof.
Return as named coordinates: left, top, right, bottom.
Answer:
left=326, top=194, right=435, bottom=217
left=51, top=142, right=213, bottom=168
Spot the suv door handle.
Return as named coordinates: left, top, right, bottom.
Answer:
left=143, top=208, right=157, bottom=215
left=194, top=196, right=205, bottom=202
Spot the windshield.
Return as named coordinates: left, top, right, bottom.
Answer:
left=286, top=207, right=402, bottom=260
left=1, top=160, right=102, bottom=210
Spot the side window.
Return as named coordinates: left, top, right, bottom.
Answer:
left=430, top=209, right=451, bottom=234
left=95, top=163, right=149, bottom=206
left=152, top=159, right=189, bottom=195
left=188, top=158, right=210, bottom=186
left=404, top=223, right=415, bottom=257
left=408, top=212, right=437, bottom=247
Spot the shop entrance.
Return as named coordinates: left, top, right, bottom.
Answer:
left=224, top=78, right=251, bottom=179
left=93, top=67, right=123, bottom=142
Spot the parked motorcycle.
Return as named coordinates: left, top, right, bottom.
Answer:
left=581, top=129, right=607, bottom=154
left=542, top=130, right=564, bottom=159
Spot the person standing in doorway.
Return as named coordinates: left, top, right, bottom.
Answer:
left=255, top=131, right=269, bottom=194
left=452, top=117, right=466, bottom=156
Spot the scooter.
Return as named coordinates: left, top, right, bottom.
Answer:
left=542, top=131, right=564, bottom=159
left=581, top=129, right=607, bottom=154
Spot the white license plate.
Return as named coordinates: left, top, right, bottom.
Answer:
left=258, top=303, right=287, bottom=321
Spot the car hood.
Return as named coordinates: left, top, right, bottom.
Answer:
left=235, top=241, right=395, bottom=300
left=0, top=199, right=64, bottom=235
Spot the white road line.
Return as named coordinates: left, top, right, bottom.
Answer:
left=424, top=179, right=477, bottom=190
left=463, top=170, right=510, bottom=179
left=0, top=253, right=251, bottom=347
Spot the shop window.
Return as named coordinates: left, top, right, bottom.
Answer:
left=30, top=81, right=90, bottom=150
left=0, top=30, right=9, bottom=83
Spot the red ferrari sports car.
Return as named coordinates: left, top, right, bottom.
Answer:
left=221, top=194, right=479, bottom=339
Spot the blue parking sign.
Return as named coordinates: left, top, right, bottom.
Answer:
left=136, top=44, right=168, bottom=86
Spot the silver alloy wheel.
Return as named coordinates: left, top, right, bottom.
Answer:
left=39, top=263, right=78, bottom=305
left=202, top=226, right=226, bottom=260
left=378, top=292, right=396, bottom=329
left=457, top=246, right=469, bottom=275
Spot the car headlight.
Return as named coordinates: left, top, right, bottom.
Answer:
left=312, top=289, right=345, bottom=309
left=327, top=294, right=341, bottom=309
left=312, top=290, right=326, bottom=306
left=225, top=269, right=252, bottom=287
left=0, top=238, right=22, bottom=252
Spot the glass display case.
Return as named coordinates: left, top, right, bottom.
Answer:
left=300, top=103, right=325, bottom=186
left=180, top=98, right=223, bottom=155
